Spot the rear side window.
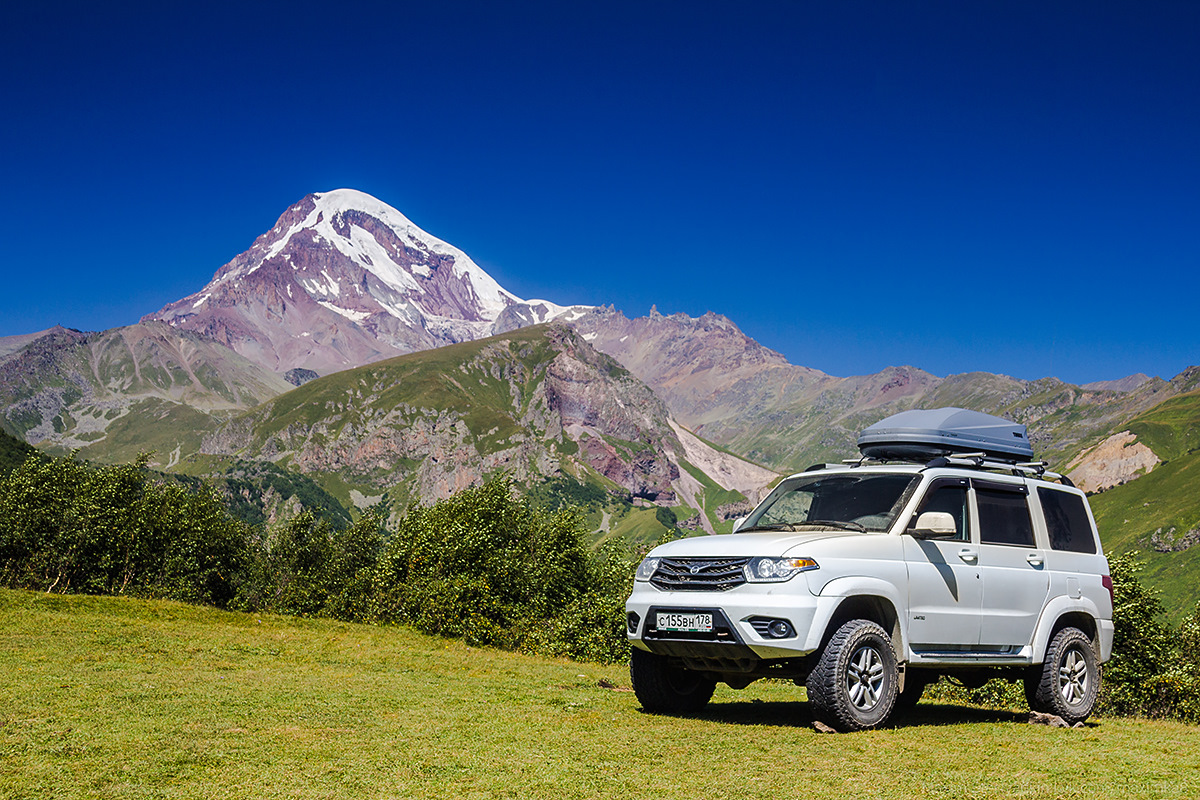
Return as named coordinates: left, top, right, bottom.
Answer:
left=976, top=488, right=1035, bottom=547
left=1038, top=487, right=1097, bottom=554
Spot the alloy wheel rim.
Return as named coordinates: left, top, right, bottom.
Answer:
left=1058, top=647, right=1090, bottom=706
left=846, top=644, right=886, bottom=710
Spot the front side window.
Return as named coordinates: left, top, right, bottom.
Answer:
left=977, top=487, right=1035, bottom=547
left=742, top=473, right=918, bottom=533
left=914, top=483, right=970, bottom=542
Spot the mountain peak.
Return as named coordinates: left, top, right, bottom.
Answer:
left=144, top=189, right=588, bottom=374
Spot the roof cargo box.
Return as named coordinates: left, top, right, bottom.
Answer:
left=857, top=407, right=1034, bottom=463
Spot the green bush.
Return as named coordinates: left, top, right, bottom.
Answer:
left=1077, top=552, right=1200, bottom=724
left=924, top=676, right=1027, bottom=710
left=373, top=475, right=595, bottom=648
left=0, top=453, right=247, bottom=606
left=524, top=542, right=636, bottom=664
left=236, top=510, right=384, bottom=620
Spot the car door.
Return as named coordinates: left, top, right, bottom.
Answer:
left=973, top=479, right=1050, bottom=648
left=903, top=478, right=982, bottom=649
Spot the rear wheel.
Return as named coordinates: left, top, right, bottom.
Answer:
left=630, top=648, right=716, bottom=714
left=807, top=619, right=899, bottom=731
left=1026, top=627, right=1099, bottom=724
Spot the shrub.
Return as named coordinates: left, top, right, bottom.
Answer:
left=235, top=510, right=384, bottom=620
left=1096, top=552, right=1182, bottom=718
left=0, top=453, right=247, bottom=606
left=1094, top=554, right=1200, bottom=724
left=524, top=542, right=637, bottom=664
left=924, top=676, right=1027, bottom=710
left=372, top=475, right=600, bottom=652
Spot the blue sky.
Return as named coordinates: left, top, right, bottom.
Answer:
left=2, top=1, right=1196, bottom=385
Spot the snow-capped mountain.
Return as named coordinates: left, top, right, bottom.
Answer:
left=146, top=189, right=588, bottom=375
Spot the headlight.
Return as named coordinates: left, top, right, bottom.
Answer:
left=744, top=556, right=818, bottom=582
left=634, top=557, right=661, bottom=582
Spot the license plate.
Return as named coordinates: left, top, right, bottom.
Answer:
left=656, top=612, right=713, bottom=632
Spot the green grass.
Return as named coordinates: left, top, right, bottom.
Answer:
left=1089, top=449, right=1200, bottom=619
left=1128, top=390, right=1200, bottom=462
left=602, top=506, right=672, bottom=546
left=3, top=590, right=1199, bottom=799
left=678, top=457, right=747, bottom=533
left=1086, top=390, right=1200, bottom=620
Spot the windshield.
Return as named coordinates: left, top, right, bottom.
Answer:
left=741, top=473, right=918, bottom=533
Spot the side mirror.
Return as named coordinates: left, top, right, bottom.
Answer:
left=732, top=516, right=747, bottom=533
left=908, top=511, right=957, bottom=539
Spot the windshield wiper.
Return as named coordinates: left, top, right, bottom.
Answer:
left=739, top=520, right=868, bottom=533
left=735, top=523, right=791, bottom=533
left=792, top=519, right=867, bottom=532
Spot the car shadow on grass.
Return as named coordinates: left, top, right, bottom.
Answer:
left=643, top=701, right=1032, bottom=730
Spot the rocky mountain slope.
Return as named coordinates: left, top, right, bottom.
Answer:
left=197, top=323, right=774, bottom=530
left=572, top=306, right=1190, bottom=477
left=145, top=189, right=588, bottom=376
left=0, top=323, right=292, bottom=465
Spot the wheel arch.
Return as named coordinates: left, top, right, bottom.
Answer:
left=823, top=592, right=903, bottom=656
left=1032, top=605, right=1100, bottom=664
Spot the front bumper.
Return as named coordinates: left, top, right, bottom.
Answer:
left=626, top=579, right=837, bottom=662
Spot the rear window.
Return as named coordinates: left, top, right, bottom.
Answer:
left=1038, top=487, right=1097, bottom=554
left=977, top=488, right=1035, bottom=547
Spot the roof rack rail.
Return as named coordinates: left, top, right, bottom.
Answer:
left=922, top=453, right=1074, bottom=485
left=831, top=453, right=1075, bottom=486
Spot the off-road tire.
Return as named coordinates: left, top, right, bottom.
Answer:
left=807, top=619, right=899, bottom=732
left=630, top=648, right=716, bottom=714
left=1026, top=627, right=1099, bottom=724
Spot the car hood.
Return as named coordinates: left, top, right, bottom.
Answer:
left=649, top=530, right=859, bottom=558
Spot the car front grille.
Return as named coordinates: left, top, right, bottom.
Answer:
left=650, top=557, right=749, bottom=591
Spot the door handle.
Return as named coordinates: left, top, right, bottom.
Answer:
left=1027, top=553, right=1044, bottom=567
left=958, top=548, right=977, bottom=563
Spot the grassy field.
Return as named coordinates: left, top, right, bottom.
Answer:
left=3, top=589, right=1199, bottom=800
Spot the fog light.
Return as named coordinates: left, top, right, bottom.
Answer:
left=767, top=619, right=793, bottom=638
left=627, top=611, right=641, bottom=634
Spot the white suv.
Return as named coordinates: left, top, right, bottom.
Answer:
left=626, top=408, right=1113, bottom=731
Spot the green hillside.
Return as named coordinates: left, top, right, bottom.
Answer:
left=1088, top=391, right=1200, bottom=620
left=0, top=323, right=290, bottom=467
left=202, top=324, right=727, bottom=539
left=0, top=428, right=38, bottom=474
left=1126, top=391, right=1200, bottom=461
left=170, top=456, right=354, bottom=528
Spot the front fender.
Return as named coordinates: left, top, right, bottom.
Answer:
left=806, top=576, right=908, bottom=657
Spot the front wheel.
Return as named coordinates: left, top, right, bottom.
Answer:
left=1026, top=627, right=1100, bottom=724
left=630, top=648, right=716, bottom=714
left=806, top=619, right=899, bottom=731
